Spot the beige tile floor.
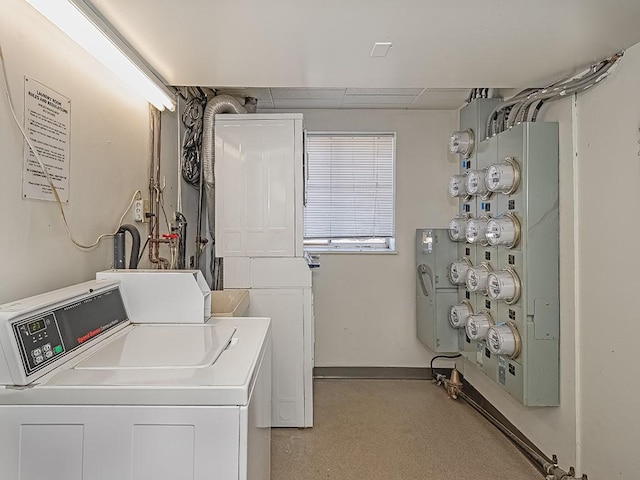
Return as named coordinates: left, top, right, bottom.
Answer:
left=271, top=379, right=541, bottom=480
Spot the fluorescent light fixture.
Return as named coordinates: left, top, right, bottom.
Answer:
left=25, top=0, right=175, bottom=111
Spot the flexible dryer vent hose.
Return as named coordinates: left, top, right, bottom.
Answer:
left=201, top=95, right=247, bottom=287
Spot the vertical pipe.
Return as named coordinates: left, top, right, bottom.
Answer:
left=147, top=105, right=170, bottom=268
left=113, top=231, right=125, bottom=269
left=176, top=95, right=183, bottom=214
left=175, top=212, right=187, bottom=269
left=572, top=93, right=583, bottom=476
left=194, top=152, right=205, bottom=269
left=154, top=106, right=162, bottom=263
left=148, top=105, right=157, bottom=266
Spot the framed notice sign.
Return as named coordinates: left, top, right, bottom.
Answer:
left=22, top=77, right=71, bottom=202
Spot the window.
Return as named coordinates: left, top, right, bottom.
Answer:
left=303, top=132, right=395, bottom=252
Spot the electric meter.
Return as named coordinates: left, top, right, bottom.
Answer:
left=449, top=301, right=473, bottom=329
left=486, top=213, right=521, bottom=249
left=466, top=263, right=492, bottom=295
left=448, top=258, right=472, bottom=285
left=465, top=169, right=491, bottom=198
left=487, top=268, right=521, bottom=304
left=465, top=217, right=490, bottom=245
left=486, top=323, right=521, bottom=358
left=485, top=158, right=520, bottom=194
left=449, top=129, right=475, bottom=158
left=448, top=174, right=469, bottom=198
left=465, top=312, right=494, bottom=341
left=448, top=216, right=469, bottom=242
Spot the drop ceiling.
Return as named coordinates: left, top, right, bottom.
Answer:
left=211, top=87, right=472, bottom=110
left=87, top=0, right=640, bottom=110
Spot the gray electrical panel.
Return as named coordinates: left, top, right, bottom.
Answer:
left=415, top=229, right=459, bottom=352
left=447, top=99, right=559, bottom=407
left=453, top=99, right=501, bottom=364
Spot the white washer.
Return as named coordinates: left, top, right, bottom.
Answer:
left=0, top=280, right=272, bottom=480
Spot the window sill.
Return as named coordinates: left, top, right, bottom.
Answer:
left=304, top=247, right=398, bottom=255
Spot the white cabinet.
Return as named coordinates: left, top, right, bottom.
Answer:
left=229, top=257, right=314, bottom=428
left=249, top=289, right=308, bottom=427
left=215, top=114, right=304, bottom=257
left=216, top=114, right=314, bottom=428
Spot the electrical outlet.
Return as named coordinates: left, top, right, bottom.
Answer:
left=134, top=199, right=149, bottom=223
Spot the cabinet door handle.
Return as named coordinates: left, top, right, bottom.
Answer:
left=417, top=264, right=434, bottom=297
left=303, top=129, right=308, bottom=207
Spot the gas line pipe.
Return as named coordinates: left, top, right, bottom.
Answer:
left=434, top=370, right=587, bottom=480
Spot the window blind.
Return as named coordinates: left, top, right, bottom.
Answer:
left=304, top=133, right=395, bottom=239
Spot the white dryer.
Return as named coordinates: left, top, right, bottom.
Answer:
left=0, top=280, right=271, bottom=480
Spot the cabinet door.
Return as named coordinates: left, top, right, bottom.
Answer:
left=0, top=405, right=240, bottom=480
left=215, top=118, right=297, bottom=257
left=248, top=289, right=305, bottom=427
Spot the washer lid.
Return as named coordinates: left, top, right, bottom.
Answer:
left=74, top=324, right=236, bottom=370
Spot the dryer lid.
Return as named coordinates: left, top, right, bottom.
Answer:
left=74, top=324, right=236, bottom=370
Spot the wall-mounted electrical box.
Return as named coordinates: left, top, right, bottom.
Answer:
left=447, top=99, right=559, bottom=407
left=415, top=229, right=459, bottom=352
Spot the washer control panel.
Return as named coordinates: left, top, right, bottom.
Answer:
left=2, top=283, right=130, bottom=383
left=14, top=313, right=65, bottom=372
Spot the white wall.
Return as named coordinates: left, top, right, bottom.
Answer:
left=464, top=43, right=640, bottom=478
left=284, top=109, right=458, bottom=367
left=0, top=0, right=151, bottom=303
left=575, top=43, right=640, bottom=480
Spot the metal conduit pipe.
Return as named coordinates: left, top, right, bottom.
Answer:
left=509, top=58, right=619, bottom=127
left=434, top=373, right=585, bottom=480
left=486, top=61, right=609, bottom=136
left=485, top=53, right=622, bottom=137
left=485, top=97, right=531, bottom=138
left=201, top=94, right=246, bottom=287
left=457, top=390, right=583, bottom=480
left=528, top=99, right=546, bottom=123
left=510, top=77, right=595, bottom=127
left=485, top=88, right=537, bottom=138
left=540, top=58, right=612, bottom=92
left=503, top=70, right=593, bottom=131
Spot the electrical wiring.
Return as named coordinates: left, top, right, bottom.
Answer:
left=0, top=42, right=142, bottom=250
left=430, top=354, right=461, bottom=380
left=180, top=87, right=207, bottom=187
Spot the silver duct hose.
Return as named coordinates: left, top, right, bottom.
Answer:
left=201, top=94, right=247, bottom=288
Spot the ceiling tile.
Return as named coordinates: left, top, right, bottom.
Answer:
left=409, top=88, right=470, bottom=110
left=270, top=88, right=345, bottom=100
left=340, top=103, right=411, bottom=110
left=345, top=88, right=424, bottom=96
left=343, top=94, right=418, bottom=105
left=272, top=98, right=343, bottom=109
